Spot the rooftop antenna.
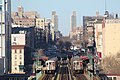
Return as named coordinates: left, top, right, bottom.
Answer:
left=104, top=0, right=108, bottom=18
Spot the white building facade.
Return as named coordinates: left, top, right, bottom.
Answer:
left=52, top=11, right=58, bottom=32
left=11, top=34, right=25, bottom=45
left=94, top=23, right=103, bottom=59
left=11, top=45, right=25, bottom=74
left=0, top=0, right=11, bottom=74
left=11, top=34, right=25, bottom=74
left=103, top=19, right=120, bottom=58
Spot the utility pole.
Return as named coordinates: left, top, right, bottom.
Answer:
left=92, top=20, right=97, bottom=76
left=87, top=20, right=97, bottom=77
left=92, top=24, right=95, bottom=75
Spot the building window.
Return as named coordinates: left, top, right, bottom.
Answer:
left=20, top=55, right=22, bottom=59
left=41, top=20, right=43, bottom=22
left=14, top=37, right=16, bottom=41
left=13, top=42, right=17, bottom=45
left=20, top=49, right=22, bottom=53
left=15, top=67, right=17, bottom=70
left=15, top=49, right=17, bottom=53
left=113, top=77, right=116, bottom=80
left=20, top=61, right=22, bottom=65
left=15, top=55, right=17, bottom=59
left=15, top=61, right=17, bottom=66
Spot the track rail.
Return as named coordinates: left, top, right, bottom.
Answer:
left=41, top=74, right=53, bottom=80
left=75, top=74, right=88, bottom=80
left=59, top=61, right=70, bottom=80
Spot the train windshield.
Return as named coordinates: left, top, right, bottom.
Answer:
left=46, top=63, right=48, bottom=65
left=77, top=62, right=79, bottom=65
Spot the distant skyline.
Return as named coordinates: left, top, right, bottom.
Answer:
left=12, top=0, right=120, bottom=36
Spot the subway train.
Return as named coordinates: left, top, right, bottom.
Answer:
left=45, top=57, right=58, bottom=74
left=71, top=56, right=84, bottom=74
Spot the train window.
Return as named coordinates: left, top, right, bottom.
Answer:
left=47, top=63, right=48, bottom=65
left=77, top=62, right=79, bottom=65
left=80, top=62, right=82, bottom=66
left=73, top=62, right=75, bottom=67
left=53, top=62, right=55, bottom=66
left=74, top=62, right=75, bottom=65
left=113, top=77, right=116, bottom=80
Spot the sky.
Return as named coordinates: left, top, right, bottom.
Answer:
left=12, top=0, right=120, bottom=36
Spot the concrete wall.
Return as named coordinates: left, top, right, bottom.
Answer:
left=103, top=19, right=120, bottom=57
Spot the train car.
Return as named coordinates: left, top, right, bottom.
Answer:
left=71, top=56, right=84, bottom=74
left=45, top=57, right=58, bottom=74
left=80, top=56, right=90, bottom=70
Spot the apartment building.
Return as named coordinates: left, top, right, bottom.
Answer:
left=102, top=19, right=120, bottom=58
left=12, top=6, right=40, bottom=27
left=11, top=34, right=32, bottom=74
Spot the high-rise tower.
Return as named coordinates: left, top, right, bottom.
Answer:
left=70, top=11, right=76, bottom=32
left=51, top=11, right=58, bottom=32
left=17, top=6, right=24, bottom=18
left=0, top=0, right=11, bottom=74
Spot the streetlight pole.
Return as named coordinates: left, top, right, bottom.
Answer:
left=92, top=24, right=95, bottom=75
left=92, top=20, right=98, bottom=76
left=87, top=20, right=97, bottom=76
left=0, top=9, right=3, bottom=57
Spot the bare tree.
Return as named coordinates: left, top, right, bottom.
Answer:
left=116, top=52, right=120, bottom=58
left=64, top=41, right=72, bottom=51
left=57, top=40, right=64, bottom=52
left=102, top=55, right=120, bottom=74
